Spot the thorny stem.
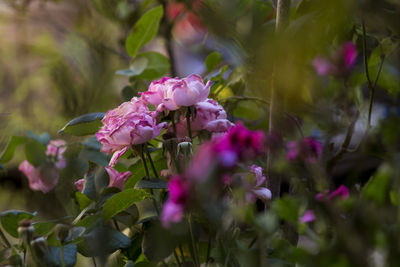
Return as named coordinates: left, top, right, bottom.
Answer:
left=146, top=143, right=159, bottom=178
left=140, top=144, right=150, bottom=179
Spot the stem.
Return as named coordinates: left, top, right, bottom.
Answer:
left=171, top=111, right=177, bottom=137
left=0, top=228, right=11, bottom=248
left=186, top=109, right=193, bottom=140
left=188, top=214, right=199, bottom=267
left=179, top=245, right=187, bottom=266
left=146, top=143, right=159, bottom=178
left=173, top=250, right=183, bottom=267
left=362, top=21, right=374, bottom=129
left=140, top=144, right=150, bottom=179
left=267, top=0, right=292, bottom=199
left=92, top=257, right=97, bottom=267
left=113, top=219, right=121, bottom=232
left=206, top=236, right=211, bottom=266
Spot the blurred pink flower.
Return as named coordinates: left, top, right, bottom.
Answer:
left=300, top=210, right=315, bottom=223
left=105, top=166, right=132, bottom=190
left=246, top=165, right=271, bottom=203
left=140, top=75, right=210, bottom=112
left=287, top=137, right=322, bottom=164
left=19, top=139, right=67, bottom=193
left=313, top=42, right=357, bottom=77
left=316, top=185, right=349, bottom=201
left=96, top=97, right=167, bottom=166
left=161, top=175, right=189, bottom=228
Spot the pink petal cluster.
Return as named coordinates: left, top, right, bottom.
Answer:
left=96, top=97, right=167, bottom=167
left=19, top=139, right=67, bottom=193
left=287, top=137, right=322, bottom=164
left=316, top=185, right=350, bottom=201
left=173, top=98, right=234, bottom=137
left=313, top=42, right=357, bottom=77
left=140, top=75, right=210, bottom=112
left=246, top=165, right=272, bottom=202
left=161, top=175, right=189, bottom=228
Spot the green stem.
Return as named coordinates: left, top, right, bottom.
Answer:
left=92, top=257, right=97, bottom=267
left=188, top=214, right=199, bottom=267
left=146, top=144, right=159, bottom=178
left=186, top=109, right=193, bottom=140
left=179, top=245, right=187, bottom=266
left=0, top=227, right=11, bottom=248
left=171, top=111, right=177, bottom=137
left=173, top=250, right=183, bottom=267
left=206, top=236, right=212, bottom=266
left=140, top=144, right=150, bottom=179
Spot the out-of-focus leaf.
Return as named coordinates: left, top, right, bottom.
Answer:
left=136, top=52, right=170, bottom=80
left=272, top=197, right=299, bottom=224
left=125, top=6, right=164, bottom=57
left=77, top=226, right=131, bottom=257
left=0, top=210, right=37, bottom=238
left=0, top=136, right=28, bottom=163
left=116, top=56, right=148, bottom=77
left=26, top=131, right=50, bottom=145
left=102, top=189, right=149, bottom=221
left=44, top=244, right=77, bottom=267
left=82, top=137, right=102, bottom=151
left=58, top=113, right=105, bottom=136
left=122, top=85, right=136, bottom=101
left=205, top=51, right=223, bottom=72
left=33, top=221, right=56, bottom=236
left=122, top=231, right=143, bottom=261
left=25, top=141, right=47, bottom=167
left=79, top=148, right=109, bottom=167
left=82, top=173, right=96, bottom=200
left=362, top=164, right=391, bottom=205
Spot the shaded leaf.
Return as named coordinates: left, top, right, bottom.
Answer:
left=0, top=210, right=37, bottom=238
left=0, top=136, right=28, bottom=163
left=44, top=244, right=77, bottom=267
left=25, top=141, right=46, bottom=167
left=59, top=113, right=105, bottom=136
left=205, top=51, right=223, bottom=72
left=135, top=178, right=167, bottom=189
left=136, top=52, right=170, bottom=80
left=75, top=192, right=92, bottom=211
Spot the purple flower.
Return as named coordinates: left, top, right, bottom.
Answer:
left=286, top=137, right=322, bottom=164
left=246, top=165, right=272, bottom=203
left=313, top=42, right=357, bottom=77
left=316, top=185, right=349, bottom=201
left=300, top=210, right=315, bottom=223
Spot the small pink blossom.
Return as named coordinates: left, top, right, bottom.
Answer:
left=246, top=165, right=271, bottom=203
left=19, top=161, right=60, bottom=193
left=74, top=179, right=85, bottom=192
left=300, top=210, right=315, bottom=223
left=105, top=166, right=132, bottom=190
left=316, top=185, right=349, bottom=201
left=161, top=201, right=185, bottom=228
left=313, top=42, right=357, bottom=77
left=287, top=137, right=322, bottom=164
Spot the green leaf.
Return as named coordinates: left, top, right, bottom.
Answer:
left=205, top=51, right=223, bottom=72
left=116, top=56, right=148, bottom=77
left=33, top=221, right=56, bottom=236
left=82, top=173, right=96, bottom=200
left=79, top=148, right=109, bottom=167
left=25, top=141, right=47, bottom=167
left=75, top=192, right=92, bottom=211
left=0, top=136, right=28, bottom=163
left=82, top=136, right=102, bottom=150
left=102, top=189, right=149, bottom=221
left=135, top=178, right=167, bottom=189
left=272, top=197, right=299, bottom=224
left=44, top=244, right=77, bottom=267
left=58, top=113, right=105, bottom=136
left=125, top=5, right=164, bottom=57
left=362, top=164, right=391, bottom=204
left=77, top=226, right=131, bottom=257
left=26, top=131, right=50, bottom=145
left=0, top=210, right=37, bottom=238
left=136, top=52, right=170, bottom=80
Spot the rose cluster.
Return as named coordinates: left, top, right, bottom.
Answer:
left=19, top=140, right=67, bottom=193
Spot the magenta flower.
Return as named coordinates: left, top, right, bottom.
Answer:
left=173, top=98, right=233, bottom=137
left=140, top=74, right=210, bottom=112
left=313, top=42, right=357, bottom=77
left=19, top=139, right=67, bottom=193
left=300, top=210, right=315, bottom=223
left=161, top=175, right=189, bottom=227
left=316, top=185, right=349, bottom=201
left=286, top=137, right=322, bottom=164
left=105, top=166, right=132, bottom=190
left=96, top=97, right=167, bottom=167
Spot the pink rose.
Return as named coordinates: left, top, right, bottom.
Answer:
left=105, top=166, right=132, bottom=190
left=173, top=98, right=233, bottom=137
left=140, top=75, right=210, bottom=112
left=96, top=97, right=167, bottom=166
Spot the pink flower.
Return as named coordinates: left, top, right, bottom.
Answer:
left=173, top=98, right=233, bottom=137
left=140, top=75, right=210, bottom=112
left=313, top=42, right=357, bottom=77
left=316, top=185, right=349, bottom=201
left=300, top=210, right=315, bottom=223
left=19, top=161, right=60, bottom=193
left=74, top=179, right=84, bottom=192
left=287, top=137, right=322, bottom=164
left=249, top=164, right=266, bottom=187
left=105, top=166, right=132, bottom=190
left=96, top=97, right=167, bottom=166
left=246, top=165, right=271, bottom=202
left=161, top=175, right=189, bottom=228
left=46, top=139, right=67, bottom=169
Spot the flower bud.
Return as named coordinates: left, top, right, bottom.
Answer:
left=18, top=220, right=34, bottom=244
left=54, top=224, right=70, bottom=243
left=177, top=142, right=193, bottom=157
